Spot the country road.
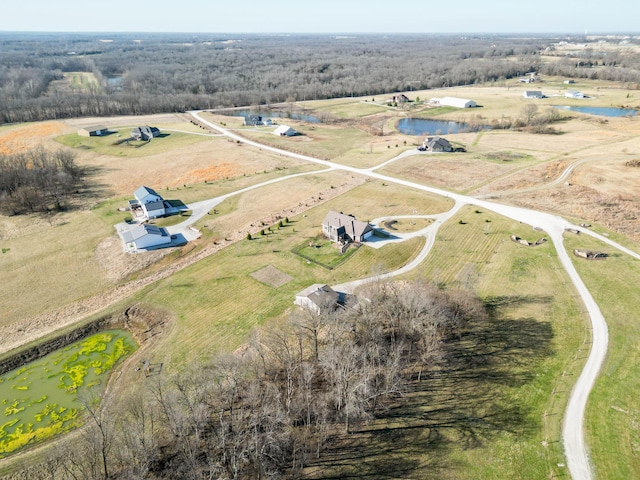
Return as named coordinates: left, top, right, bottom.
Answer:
left=187, top=110, right=640, bottom=480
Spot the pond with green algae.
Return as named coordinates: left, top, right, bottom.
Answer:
left=0, top=330, right=136, bottom=457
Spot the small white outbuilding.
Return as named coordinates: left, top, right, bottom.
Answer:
left=274, top=125, right=297, bottom=136
left=430, top=97, right=476, bottom=108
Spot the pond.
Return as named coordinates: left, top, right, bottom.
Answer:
left=0, top=330, right=136, bottom=457
left=217, top=109, right=321, bottom=123
left=396, top=118, right=471, bottom=135
left=553, top=105, right=638, bottom=117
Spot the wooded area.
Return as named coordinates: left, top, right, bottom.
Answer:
left=0, top=148, right=81, bottom=214
left=11, top=281, right=484, bottom=479
left=0, top=32, right=607, bottom=124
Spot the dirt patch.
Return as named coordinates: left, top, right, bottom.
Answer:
left=250, top=265, right=294, bottom=288
left=174, top=162, right=240, bottom=185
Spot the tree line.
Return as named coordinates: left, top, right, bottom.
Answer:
left=0, top=33, right=547, bottom=124
left=8, top=280, right=485, bottom=479
left=0, top=148, right=82, bottom=215
left=2, top=33, right=640, bottom=125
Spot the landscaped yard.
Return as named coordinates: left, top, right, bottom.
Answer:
left=292, top=234, right=360, bottom=269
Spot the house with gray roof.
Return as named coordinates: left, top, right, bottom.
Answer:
left=132, top=186, right=166, bottom=219
left=322, top=211, right=374, bottom=244
left=422, top=136, right=453, bottom=152
left=294, top=284, right=340, bottom=313
left=131, top=126, right=160, bottom=141
left=120, top=224, right=171, bottom=252
left=523, top=90, right=544, bottom=99
left=244, top=114, right=264, bottom=126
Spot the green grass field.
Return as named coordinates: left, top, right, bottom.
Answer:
left=563, top=233, right=640, bottom=480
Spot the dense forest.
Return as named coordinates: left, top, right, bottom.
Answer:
left=0, top=32, right=623, bottom=124
left=2, top=32, right=639, bottom=124
left=3, top=33, right=640, bottom=125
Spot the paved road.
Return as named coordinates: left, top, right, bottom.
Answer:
left=184, top=110, right=640, bottom=480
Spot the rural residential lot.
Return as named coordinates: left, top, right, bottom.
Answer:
left=1, top=70, right=640, bottom=479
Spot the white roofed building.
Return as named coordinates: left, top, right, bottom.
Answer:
left=119, top=224, right=171, bottom=252
left=430, top=97, right=476, bottom=108
left=133, top=186, right=166, bottom=219
left=274, top=125, right=297, bottom=136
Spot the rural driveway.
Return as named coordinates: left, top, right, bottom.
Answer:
left=187, top=110, right=640, bottom=480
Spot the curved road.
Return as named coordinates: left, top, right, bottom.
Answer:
left=182, top=110, right=640, bottom=480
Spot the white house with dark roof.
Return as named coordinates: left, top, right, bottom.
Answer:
left=294, top=284, right=340, bottom=313
left=119, top=224, right=171, bottom=252
left=133, top=186, right=166, bottom=219
left=523, top=90, right=544, bottom=99
left=322, top=211, right=374, bottom=244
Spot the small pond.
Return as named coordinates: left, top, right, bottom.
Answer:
left=0, top=330, right=136, bottom=456
left=553, top=105, right=638, bottom=117
left=217, top=109, right=321, bottom=123
left=397, top=118, right=471, bottom=135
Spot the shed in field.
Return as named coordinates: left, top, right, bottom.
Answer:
left=78, top=125, right=109, bottom=137
left=430, top=97, right=476, bottom=108
left=274, top=125, right=297, bottom=136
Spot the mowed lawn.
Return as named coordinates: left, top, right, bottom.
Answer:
left=563, top=233, right=640, bottom=480
left=140, top=179, right=451, bottom=363
left=302, top=206, right=585, bottom=480
left=55, top=129, right=211, bottom=158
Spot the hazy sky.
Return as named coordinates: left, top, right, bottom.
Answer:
left=1, top=0, right=638, bottom=34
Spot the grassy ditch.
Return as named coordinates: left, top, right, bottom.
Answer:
left=0, top=330, right=136, bottom=457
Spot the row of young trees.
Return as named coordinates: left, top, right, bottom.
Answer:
left=0, top=148, right=82, bottom=215
left=11, top=281, right=485, bottom=480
